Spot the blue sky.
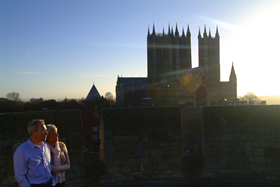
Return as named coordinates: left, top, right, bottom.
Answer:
left=1, top=0, right=280, bottom=101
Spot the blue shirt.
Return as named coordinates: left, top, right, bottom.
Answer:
left=13, top=139, right=52, bottom=187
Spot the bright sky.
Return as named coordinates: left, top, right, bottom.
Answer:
left=1, top=0, right=280, bottom=101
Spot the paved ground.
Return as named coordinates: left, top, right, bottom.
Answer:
left=103, top=179, right=280, bottom=187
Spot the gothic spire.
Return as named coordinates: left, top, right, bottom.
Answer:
left=198, top=27, right=201, bottom=38
left=230, top=62, right=236, bottom=82
left=163, top=26, right=165, bottom=35
left=152, top=23, right=155, bottom=35
left=171, top=26, right=174, bottom=36
left=209, top=27, right=212, bottom=38
left=148, top=26, right=150, bottom=36
left=215, top=25, right=219, bottom=38
left=168, top=23, right=171, bottom=35
left=187, top=24, right=191, bottom=37
left=175, top=23, right=179, bottom=36
left=182, top=27, right=185, bottom=37
left=203, top=25, right=207, bottom=38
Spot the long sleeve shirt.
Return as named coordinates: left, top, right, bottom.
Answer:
left=13, top=139, right=52, bottom=187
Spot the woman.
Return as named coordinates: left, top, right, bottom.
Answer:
left=46, top=124, right=70, bottom=187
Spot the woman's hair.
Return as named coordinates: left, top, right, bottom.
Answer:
left=27, top=119, right=45, bottom=136
left=46, top=124, right=57, bottom=134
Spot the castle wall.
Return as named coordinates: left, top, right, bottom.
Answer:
left=99, top=106, right=280, bottom=184
left=100, top=107, right=184, bottom=184
left=2, top=106, right=279, bottom=185
left=0, top=110, right=85, bottom=187
left=203, top=106, right=280, bottom=182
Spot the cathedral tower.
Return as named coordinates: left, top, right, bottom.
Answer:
left=147, top=23, right=192, bottom=86
left=198, top=26, right=220, bottom=82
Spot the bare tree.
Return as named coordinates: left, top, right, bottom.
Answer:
left=105, top=92, right=114, bottom=101
left=240, top=92, right=260, bottom=105
left=105, top=92, right=116, bottom=106
left=6, top=92, right=21, bottom=102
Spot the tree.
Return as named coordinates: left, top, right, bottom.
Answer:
left=240, top=92, right=261, bottom=105
left=104, top=92, right=116, bottom=106
left=105, top=92, right=113, bottom=100
left=6, top=92, right=21, bottom=102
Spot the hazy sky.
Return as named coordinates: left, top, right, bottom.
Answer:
left=1, top=0, right=280, bottom=101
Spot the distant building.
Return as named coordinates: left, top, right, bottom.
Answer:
left=86, top=84, right=101, bottom=101
left=81, top=111, right=100, bottom=161
left=116, top=24, right=237, bottom=107
left=218, top=98, right=247, bottom=106
left=30, top=97, right=43, bottom=103
left=116, top=77, right=147, bottom=107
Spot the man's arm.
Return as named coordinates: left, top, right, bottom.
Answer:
left=13, top=147, right=31, bottom=187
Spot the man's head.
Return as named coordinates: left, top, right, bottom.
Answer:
left=27, top=119, right=48, bottom=143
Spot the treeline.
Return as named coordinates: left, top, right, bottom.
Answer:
left=0, top=97, right=115, bottom=113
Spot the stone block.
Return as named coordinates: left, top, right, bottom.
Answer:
left=114, top=159, right=126, bottom=166
left=249, top=157, right=266, bottom=164
left=117, top=177, right=128, bottom=182
left=140, top=129, right=149, bottom=142
left=141, top=157, right=149, bottom=164
left=143, top=163, right=158, bottom=171
left=266, top=175, right=278, bottom=181
left=133, top=135, right=140, bottom=142
left=104, top=130, right=112, bottom=139
left=69, top=154, right=80, bottom=165
left=137, top=143, right=143, bottom=158
left=253, top=142, right=259, bottom=147
left=202, top=172, right=216, bottom=178
left=68, top=148, right=79, bottom=154
left=0, top=139, right=12, bottom=158
left=234, top=134, right=247, bottom=141
left=68, top=132, right=83, bottom=148
left=113, top=135, right=132, bottom=144
left=130, top=164, right=141, bottom=172
left=259, top=142, right=275, bottom=148
left=163, top=145, right=181, bottom=156
left=253, top=148, right=264, bottom=156
left=214, top=134, right=233, bottom=141
left=106, top=177, right=118, bottom=184
left=148, top=148, right=163, bottom=157
left=109, top=166, right=119, bottom=174
left=120, top=165, right=130, bottom=173
left=114, top=143, right=136, bottom=151
left=258, top=134, right=269, bottom=142
left=2, top=176, right=16, bottom=185
left=158, top=163, right=168, bottom=170
left=245, top=141, right=252, bottom=156
left=265, top=148, right=280, bottom=157
left=250, top=164, right=266, bottom=171
left=149, top=156, right=161, bottom=163
left=114, top=150, right=133, bottom=159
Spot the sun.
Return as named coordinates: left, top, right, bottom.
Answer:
left=228, top=2, right=280, bottom=96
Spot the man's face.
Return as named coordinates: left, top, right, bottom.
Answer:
left=33, top=122, right=48, bottom=142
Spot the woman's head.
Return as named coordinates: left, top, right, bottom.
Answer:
left=46, top=124, right=59, bottom=144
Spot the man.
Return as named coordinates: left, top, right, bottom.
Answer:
left=13, top=119, right=52, bottom=187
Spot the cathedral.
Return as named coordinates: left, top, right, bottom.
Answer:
left=116, top=24, right=237, bottom=107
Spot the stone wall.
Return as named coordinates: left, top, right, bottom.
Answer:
left=99, top=107, right=184, bottom=184
left=0, top=110, right=85, bottom=187
left=2, top=106, right=280, bottom=186
left=203, top=105, right=280, bottom=182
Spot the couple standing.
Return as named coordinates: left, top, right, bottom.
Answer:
left=13, top=119, right=70, bottom=187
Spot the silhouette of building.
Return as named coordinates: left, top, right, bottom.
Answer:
left=86, top=83, right=101, bottom=101
left=116, top=24, right=237, bottom=107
